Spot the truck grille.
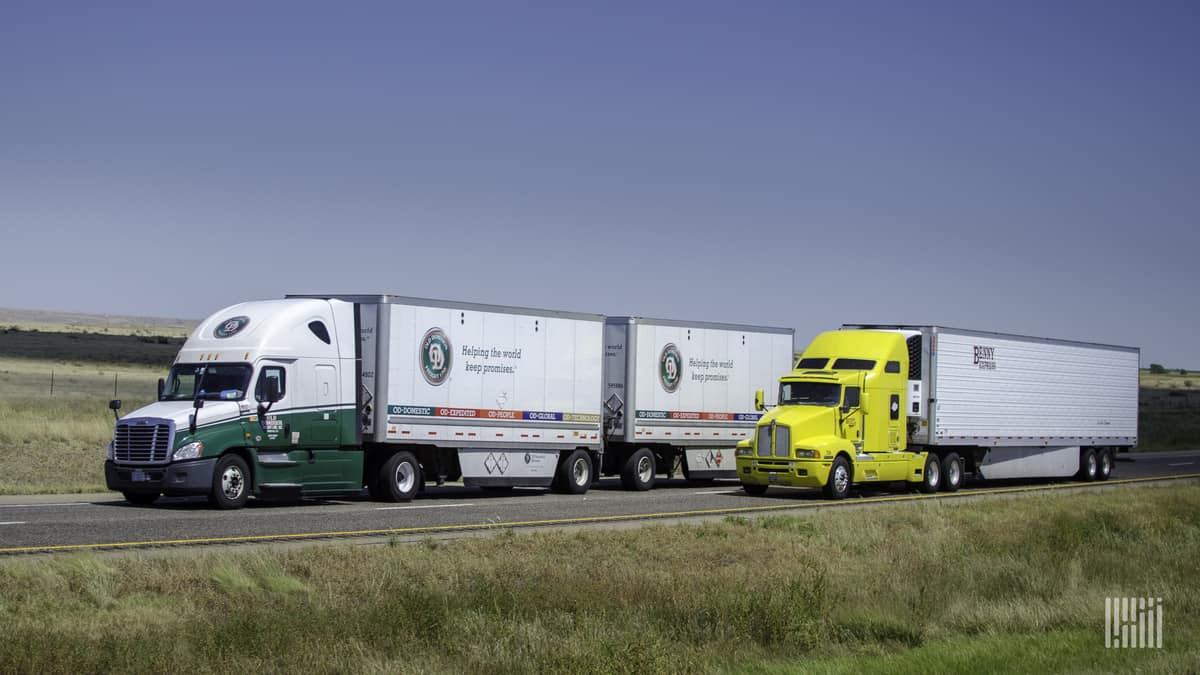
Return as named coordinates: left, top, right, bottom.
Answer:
left=113, top=419, right=175, bottom=464
left=774, top=425, right=790, bottom=457
left=757, top=424, right=791, bottom=457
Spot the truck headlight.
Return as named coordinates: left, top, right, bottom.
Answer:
left=795, top=449, right=818, bottom=459
left=173, top=441, right=204, bottom=461
left=105, top=441, right=114, bottom=461
left=736, top=446, right=753, bottom=457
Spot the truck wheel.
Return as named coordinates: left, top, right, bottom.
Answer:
left=1097, top=449, right=1113, bottom=481
left=621, top=448, right=656, bottom=491
left=1078, top=448, right=1098, bottom=482
left=381, top=451, right=421, bottom=502
left=823, top=456, right=852, bottom=499
left=743, top=483, right=768, bottom=496
left=555, top=449, right=592, bottom=494
left=208, top=454, right=250, bottom=509
left=122, top=491, right=159, bottom=506
left=941, top=452, right=963, bottom=492
left=919, top=454, right=941, bottom=494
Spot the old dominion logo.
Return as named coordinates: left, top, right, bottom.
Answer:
left=420, top=327, right=452, bottom=385
left=659, top=343, right=682, bottom=393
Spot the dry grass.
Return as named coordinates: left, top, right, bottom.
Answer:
left=0, top=485, right=1196, bottom=673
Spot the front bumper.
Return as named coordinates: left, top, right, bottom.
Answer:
left=105, top=458, right=217, bottom=496
left=736, top=457, right=831, bottom=488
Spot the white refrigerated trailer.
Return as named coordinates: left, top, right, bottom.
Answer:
left=848, top=324, right=1139, bottom=482
left=602, top=317, right=795, bottom=489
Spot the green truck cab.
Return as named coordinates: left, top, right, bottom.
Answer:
left=735, top=329, right=944, bottom=499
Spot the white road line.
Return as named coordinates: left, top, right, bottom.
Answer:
left=694, top=490, right=739, bottom=495
left=0, top=502, right=90, bottom=509
left=1169, top=462, right=1196, bottom=467
left=0, top=522, right=27, bottom=526
left=376, top=503, right=476, bottom=511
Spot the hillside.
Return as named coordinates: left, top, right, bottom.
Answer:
left=0, top=307, right=196, bottom=338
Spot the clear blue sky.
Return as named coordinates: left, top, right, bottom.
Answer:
left=2, top=1, right=1197, bottom=366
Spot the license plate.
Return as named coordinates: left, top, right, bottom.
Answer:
left=131, top=470, right=149, bottom=482
left=768, top=473, right=779, bottom=483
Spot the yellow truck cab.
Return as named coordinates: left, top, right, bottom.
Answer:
left=735, top=326, right=1138, bottom=499
left=736, top=330, right=934, bottom=499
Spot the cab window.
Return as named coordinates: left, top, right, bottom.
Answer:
left=255, top=366, right=287, bottom=402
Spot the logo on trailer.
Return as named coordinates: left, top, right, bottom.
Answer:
left=973, top=345, right=997, bottom=371
left=420, top=328, right=452, bottom=385
left=213, top=316, right=250, bottom=339
left=660, top=343, right=682, bottom=393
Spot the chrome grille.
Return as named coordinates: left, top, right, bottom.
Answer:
left=774, top=425, right=790, bottom=457
left=757, top=426, right=771, bottom=457
left=113, top=419, right=174, bottom=464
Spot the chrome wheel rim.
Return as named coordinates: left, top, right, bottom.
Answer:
left=947, top=459, right=961, bottom=486
left=395, top=461, right=416, bottom=493
left=927, top=459, right=940, bottom=488
left=833, top=465, right=849, bottom=493
left=221, top=465, right=244, bottom=500
left=637, top=455, right=653, bottom=483
left=1100, top=454, right=1112, bottom=475
left=1086, top=455, right=1097, bottom=478
left=573, top=457, right=590, bottom=485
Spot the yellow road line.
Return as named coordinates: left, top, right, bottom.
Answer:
left=3, top=473, right=1199, bottom=555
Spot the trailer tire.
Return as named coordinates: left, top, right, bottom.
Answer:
left=381, top=451, right=421, bottom=502
left=919, top=453, right=941, bottom=494
left=555, top=449, right=592, bottom=494
left=1097, top=449, right=1113, bottom=481
left=122, top=491, right=159, bottom=506
left=1078, top=448, right=1098, bottom=482
left=823, top=456, right=852, bottom=500
left=743, top=483, right=768, bottom=496
left=941, top=452, right=963, bottom=492
left=208, top=454, right=250, bottom=509
left=621, top=448, right=656, bottom=491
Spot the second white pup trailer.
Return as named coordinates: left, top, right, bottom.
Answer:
left=601, top=317, right=795, bottom=489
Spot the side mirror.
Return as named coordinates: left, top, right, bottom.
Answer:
left=157, top=378, right=165, bottom=401
left=754, top=389, right=765, bottom=412
left=108, top=399, right=121, bottom=422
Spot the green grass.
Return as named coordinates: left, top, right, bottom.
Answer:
left=1, top=485, right=1197, bottom=673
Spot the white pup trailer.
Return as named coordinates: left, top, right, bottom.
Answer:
left=601, top=317, right=795, bottom=489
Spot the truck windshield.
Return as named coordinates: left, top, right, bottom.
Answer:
left=779, top=381, right=841, bottom=406
left=161, top=364, right=253, bottom=401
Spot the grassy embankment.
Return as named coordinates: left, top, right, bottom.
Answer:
left=0, top=316, right=1197, bottom=495
left=1, top=485, right=1197, bottom=673
left=0, top=325, right=183, bottom=494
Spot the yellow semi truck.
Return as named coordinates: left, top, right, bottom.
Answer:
left=736, top=325, right=1138, bottom=499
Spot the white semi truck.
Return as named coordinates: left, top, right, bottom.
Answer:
left=104, top=295, right=793, bottom=507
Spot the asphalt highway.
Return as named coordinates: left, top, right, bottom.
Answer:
left=2, top=450, right=1198, bottom=556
